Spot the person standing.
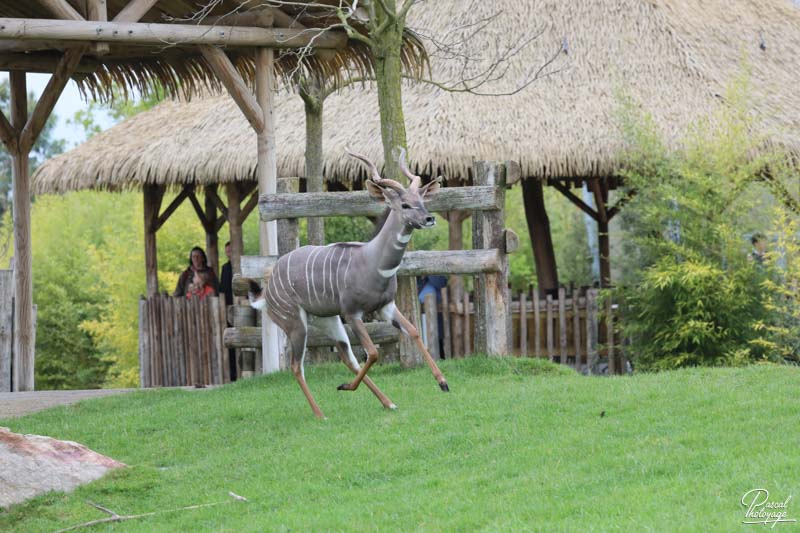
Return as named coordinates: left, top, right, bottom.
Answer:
left=173, top=246, right=219, bottom=297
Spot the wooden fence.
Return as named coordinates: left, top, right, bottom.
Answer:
left=225, top=160, right=520, bottom=370
left=421, top=286, right=625, bottom=374
left=138, top=294, right=230, bottom=387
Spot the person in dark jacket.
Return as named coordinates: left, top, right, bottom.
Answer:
left=173, top=246, right=219, bottom=297
left=218, top=242, right=237, bottom=381
left=219, top=241, right=233, bottom=307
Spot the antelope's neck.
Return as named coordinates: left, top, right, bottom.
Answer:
left=365, top=210, right=412, bottom=278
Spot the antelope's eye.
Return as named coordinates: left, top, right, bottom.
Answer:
left=401, top=203, right=412, bottom=209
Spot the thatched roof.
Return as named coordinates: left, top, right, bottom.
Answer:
left=0, top=1, right=427, bottom=102
left=33, top=0, right=800, bottom=193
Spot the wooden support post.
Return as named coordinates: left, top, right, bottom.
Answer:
left=276, top=178, right=299, bottom=255
left=225, top=183, right=244, bottom=275
left=522, top=178, right=559, bottom=297
left=10, top=71, right=33, bottom=391
left=142, top=184, right=163, bottom=296
left=204, top=185, right=220, bottom=275
left=255, top=47, right=281, bottom=374
left=472, top=161, right=510, bottom=356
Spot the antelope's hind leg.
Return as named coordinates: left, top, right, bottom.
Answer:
left=318, top=316, right=397, bottom=410
left=284, top=309, right=325, bottom=419
left=336, top=315, right=380, bottom=393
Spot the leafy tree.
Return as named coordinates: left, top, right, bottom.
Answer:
left=613, top=74, right=783, bottom=369
left=0, top=79, right=66, bottom=225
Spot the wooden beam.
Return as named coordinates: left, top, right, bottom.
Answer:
left=0, top=18, right=348, bottom=49
left=113, top=0, right=160, bottom=23
left=153, top=185, right=190, bottom=231
left=258, top=186, right=502, bottom=221
left=238, top=186, right=259, bottom=225
left=0, top=51, right=99, bottom=74
left=0, top=107, right=17, bottom=154
left=589, top=178, right=608, bottom=222
left=551, top=180, right=599, bottom=222
left=187, top=188, right=213, bottom=233
left=205, top=184, right=229, bottom=220
left=200, top=46, right=264, bottom=132
left=18, top=46, right=86, bottom=153
left=87, top=0, right=111, bottom=56
left=39, top=0, right=85, bottom=21
left=201, top=8, right=273, bottom=28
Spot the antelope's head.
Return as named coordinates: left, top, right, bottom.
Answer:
left=346, top=147, right=441, bottom=230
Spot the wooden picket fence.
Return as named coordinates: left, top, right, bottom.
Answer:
left=421, top=286, right=625, bottom=374
left=138, top=294, right=230, bottom=387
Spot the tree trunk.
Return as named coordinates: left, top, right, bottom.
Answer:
left=302, top=84, right=325, bottom=246
left=373, top=11, right=406, bottom=181
left=521, top=178, right=559, bottom=297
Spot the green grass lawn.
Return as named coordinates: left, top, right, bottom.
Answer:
left=1, top=357, right=798, bottom=532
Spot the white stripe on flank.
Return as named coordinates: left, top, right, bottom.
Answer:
left=309, top=248, right=323, bottom=305
left=343, top=248, right=353, bottom=289
left=335, top=247, right=345, bottom=298
left=378, top=265, right=400, bottom=278
left=285, top=250, right=301, bottom=300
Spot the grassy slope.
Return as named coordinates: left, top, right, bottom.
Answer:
left=1, top=358, right=798, bottom=532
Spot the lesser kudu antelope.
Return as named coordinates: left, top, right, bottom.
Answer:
left=248, top=148, right=449, bottom=418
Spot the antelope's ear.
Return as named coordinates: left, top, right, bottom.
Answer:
left=420, top=176, right=442, bottom=197
left=366, top=180, right=385, bottom=200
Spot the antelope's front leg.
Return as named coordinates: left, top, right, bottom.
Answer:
left=384, top=303, right=449, bottom=392
left=337, top=315, right=379, bottom=392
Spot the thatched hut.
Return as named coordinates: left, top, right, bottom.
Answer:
left=0, top=0, right=425, bottom=390
left=34, top=0, right=800, bottom=300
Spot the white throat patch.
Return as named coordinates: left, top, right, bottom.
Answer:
left=396, top=232, right=412, bottom=244
left=378, top=265, right=400, bottom=278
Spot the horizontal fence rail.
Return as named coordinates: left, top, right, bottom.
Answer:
left=258, top=186, right=503, bottom=221
left=236, top=249, right=504, bottom=287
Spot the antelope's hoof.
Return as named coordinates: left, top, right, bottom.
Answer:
left=439, top=382, right=450, bottom=392
left=337, top=383, right=354, bottom=391
left=386, top=403, right=398, bottom=410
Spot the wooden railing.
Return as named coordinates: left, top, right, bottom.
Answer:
left=138, top=295, right=230, bottom=387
